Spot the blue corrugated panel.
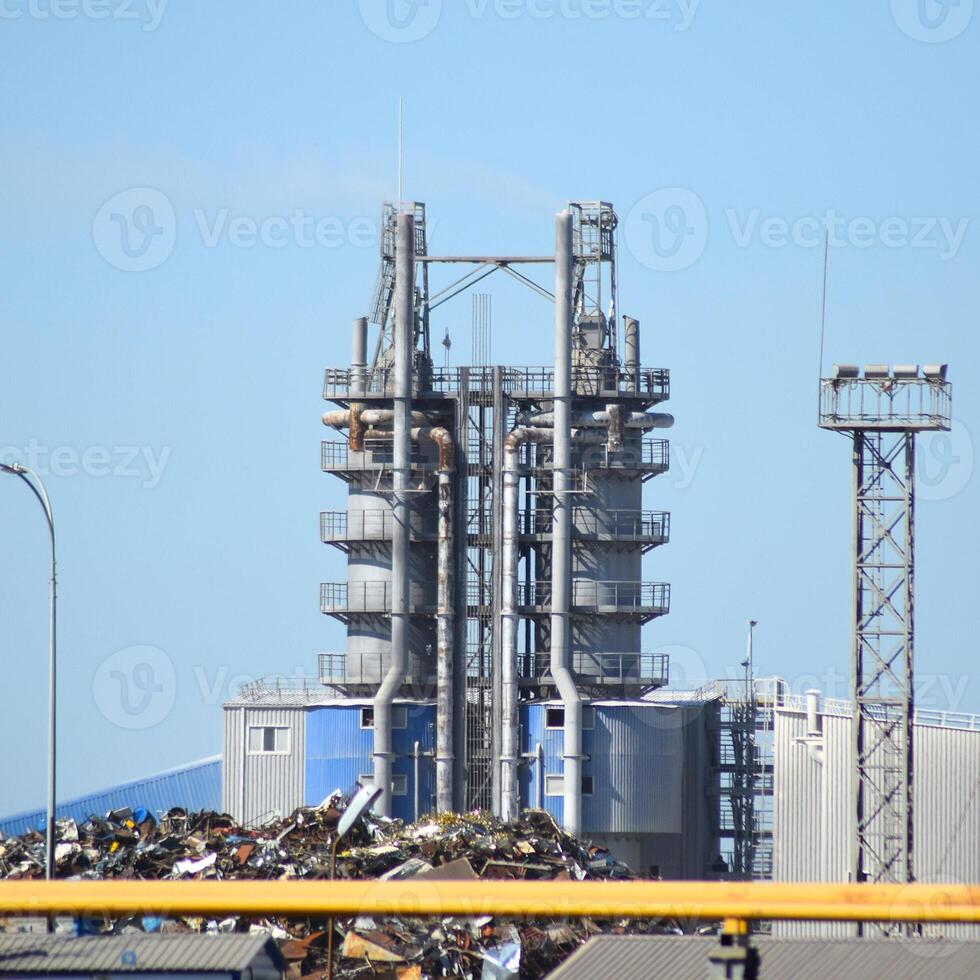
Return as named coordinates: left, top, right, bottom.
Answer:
left=521, top=703, right=688, bottom=833
left=305, top=704, right=435, bottom=822
left=0, top=756, right=222, bottom=838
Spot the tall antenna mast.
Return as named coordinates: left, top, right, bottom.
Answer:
left=817, top=229, right=829, bottom=415
left=397, top=97, right=404, bottom=208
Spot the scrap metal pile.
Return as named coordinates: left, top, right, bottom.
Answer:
left=0, top=801, right=676, bottom=978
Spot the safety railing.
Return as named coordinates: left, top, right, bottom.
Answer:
left=522, top=508, right=669, bottom=543
left=320, top=582, right=421, bottom=614
left=547, top=438, right=670, bottom=473
left=519, top=652, right=669, bottom=686
left=514, top=580, right=670, bottom=615
left=321, top=440, right=432, bottom=474
left=819, top=376, right=951, bottom=430
left=320, top=510, right=424, bottom=543
left=318, top=652, right=434, bottom=686
left=323, top=365, right=670, bottom=400
left=777, top=693, right=980, bottom=731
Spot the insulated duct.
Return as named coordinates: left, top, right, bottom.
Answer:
left=624, top=316, right=640, bottom=392
left=552, top=210, right=583, bottom=836
left=500, top=425, right=554, bottom=822
left=373, top=211, right=414, bottom=817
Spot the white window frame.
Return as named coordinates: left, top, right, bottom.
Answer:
left=544, top=705, right=595, bottom=730
left=247, top=725, right=291, bottom=756
left=360, top=705, right=408, bottom=730
left=581, top=774, right=594, bottom=797
left=545, top=774, right=564, bottom=797
left=358, top=773, right=407, bottom=797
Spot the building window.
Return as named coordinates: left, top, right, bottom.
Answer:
left=545, top=706, right=594, bottom=730
left=358, top=773, right=408, bottom=797
left=545, top=708, right=564, bottom=730
left=247, top=726, right=290, bottom=755
left=360, top=706, right=408, bottom=729
left=545, top=774, right=564, bottom=796
left=581, top=775, right=594, bottom=796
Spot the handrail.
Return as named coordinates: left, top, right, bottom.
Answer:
left=324, top=365, right=670, bottom=400
left=522, top=508, right=669, bottom=540
left=2, top=880, right=979, bottom=923
left=513, top=580, right=670, bottom=611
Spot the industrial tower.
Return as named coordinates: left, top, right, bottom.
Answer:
left=319, top=202, right=674, bottom=831
left=819, top=365, right=951, bottom=892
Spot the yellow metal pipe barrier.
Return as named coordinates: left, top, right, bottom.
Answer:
left=0, top=881, right=979, bottom=924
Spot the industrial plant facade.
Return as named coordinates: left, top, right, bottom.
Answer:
left=220, top=200, right=980, bottom=891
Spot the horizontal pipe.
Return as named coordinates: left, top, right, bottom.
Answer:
left=322, top=409, right=432, bottom=428
left=2, top=881, right=979, bottom=923
left=521, top=411, right=674, bottom=429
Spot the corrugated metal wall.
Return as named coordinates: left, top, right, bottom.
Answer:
left=773, top=707, right=980, bottom=938
left=0, top=757, right=221, bottom=838
left=305, top=703, right=435, bottom=822
left=222, top=706, right=305, bottom=826
left=519, top=701, right=718, bottom=878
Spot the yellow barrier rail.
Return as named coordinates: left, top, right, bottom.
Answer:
left=0, top=881, right=979, bottom=924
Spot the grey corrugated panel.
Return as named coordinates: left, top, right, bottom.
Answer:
left=0, top=757, right=222, bottom=838
left=547, top=934, right=980, bottom=979
left=773, top=707, right=980, bottom=939
left=0, top=933, right=283, bottom=973
left=589, top=705, right=687, bottom=834
left=232, top=707, right=306, bottom=827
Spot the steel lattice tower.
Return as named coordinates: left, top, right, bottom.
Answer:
left=819, top=364, right=951, bottom=894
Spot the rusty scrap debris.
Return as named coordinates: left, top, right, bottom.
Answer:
left=0, top=802, right=677, bottom=978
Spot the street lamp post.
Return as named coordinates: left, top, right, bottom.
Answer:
left=0, top=463, right=57, bottom=891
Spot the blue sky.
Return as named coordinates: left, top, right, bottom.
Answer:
left=0, top=1, right=977, bottom=814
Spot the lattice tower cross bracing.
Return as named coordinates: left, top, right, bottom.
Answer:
left=819, top=365, right=951, bottom=897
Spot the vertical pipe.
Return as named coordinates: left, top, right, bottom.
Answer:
left=536, top=742, right=544, bottom=811
left=806, top=690, right=821, bottom=738
left=500, top=432, right=522, bottom=822
left=373, top=211, right=414, bottom=816
left=551, top=210, right=582, bottom=837
left=413, top=740, right=421, bottom=822
left=434, top=432, right=455, bottom=813
left=502, top=426, right=552, bottom=822
left=350, top=317, right=368, bottom=450
left=351, top=317, right=368, bottom=394
left=624, top=316, right=640, bottom=392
